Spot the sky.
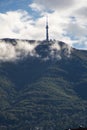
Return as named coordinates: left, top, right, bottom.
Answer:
left=0, top=0, right=87, bottom=49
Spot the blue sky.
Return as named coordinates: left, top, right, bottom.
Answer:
left=0, top=0, right=32, bottom=13
left=0, top=0, right=41, bottom=19
left=0, top=0, right=87, bottom=49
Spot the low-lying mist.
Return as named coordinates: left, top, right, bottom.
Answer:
left=0, top=39, right=72, bottom=62
left=0, top=40, right=39, bottom=62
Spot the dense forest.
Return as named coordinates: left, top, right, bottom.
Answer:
left=0, top=39, right=87, bottom=130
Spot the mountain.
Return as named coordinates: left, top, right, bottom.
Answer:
left=0, top=39, right=87, bottom=130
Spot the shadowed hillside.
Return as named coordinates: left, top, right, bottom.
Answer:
left=0, top=39, right=87, bottom=130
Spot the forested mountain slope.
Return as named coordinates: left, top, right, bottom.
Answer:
left=0, top=39, right=87, bottom=130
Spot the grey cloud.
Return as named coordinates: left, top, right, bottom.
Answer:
left=73, top=39, right=87, bottom=50
left=32, top=0, right=75, bottom=10
left=65, top=22, right=87, bottom=39
left=75, top=7, right=87, bottom=17
left=12, top=27, right=20, bottom=34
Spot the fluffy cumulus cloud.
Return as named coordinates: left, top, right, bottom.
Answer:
left=30, top=0, right=87, bottom=49
left=0, top=0, right=87, bottom=49
left=0, top=10, right=45, bottom=40
left=0, top=10, right=31, bottom=39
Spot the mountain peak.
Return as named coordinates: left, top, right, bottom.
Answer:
left=0, top=38, right=87, bottom=130
left=0, top=38, right=72, bottom=62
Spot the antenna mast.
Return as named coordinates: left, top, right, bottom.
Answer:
left=46, top=16, right=49, bottom=41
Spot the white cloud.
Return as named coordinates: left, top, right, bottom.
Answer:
left=0, top=40, right=39, bottom=62
left=0, top=10, right=46, bottom=40
left=0, top=10, right=35, bottom=39
left=29, top=0, right=87, bottom=49
left=0, top=0, right=87, bottom=49
left=29, top=3, right=44, bottom=12
left=0, top=40, right=72, bottom=62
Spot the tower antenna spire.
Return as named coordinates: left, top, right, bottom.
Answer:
left=46, top=15, right=49, bottom=42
